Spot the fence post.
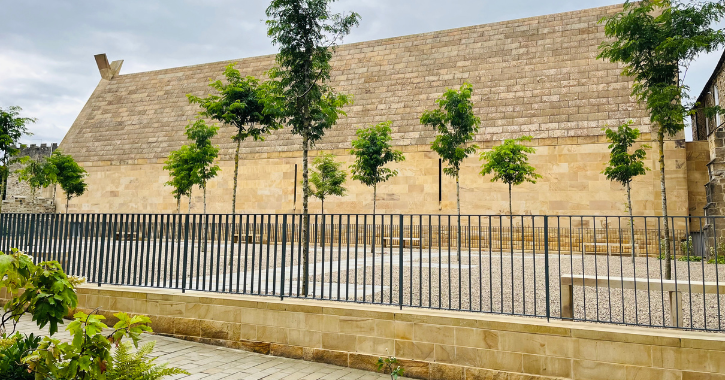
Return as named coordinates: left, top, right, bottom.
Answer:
left=544, top=215, right=550, bottom=322
left=182, top=214, right=189, bottom=293
left=399, top=214, right=404, bottom=310
left=98, top=214, right=107, bottom=287
left=281, top=214, right=287, bottom=301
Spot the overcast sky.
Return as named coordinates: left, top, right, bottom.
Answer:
left=1, top=0, right=722, bottom=144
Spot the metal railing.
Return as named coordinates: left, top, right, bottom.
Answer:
left=1, top=212, right=724, bottom=332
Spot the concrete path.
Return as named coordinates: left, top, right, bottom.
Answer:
left=14, top=316, right=390, bottom=380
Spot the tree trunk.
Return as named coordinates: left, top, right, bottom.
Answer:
left=232, top=137, right=241, bottom=215
left=373, top=183, right=377, bottom=255
left=188, top=188, right=193, bottom=214
left=456, top=173, right=461, bottom=260
left=508, top=182, right=513, bottom=216
left=658, top=132, right=671, bottom=279
left=302, top=133, right=310, bottom=296
left=627, top=181, right=635, bottom=262
left=176, top=197, right=181, bottom=214
left=66, top=196, right=69, bottom=214
left=203, top=184, right=207, bottom=214
left=456, top=174, right=460, bottom=216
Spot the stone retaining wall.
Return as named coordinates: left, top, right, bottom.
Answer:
left=28, top=285, right=725, bottom=380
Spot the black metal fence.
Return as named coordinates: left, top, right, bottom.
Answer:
left=1, top=212, right=725, bottom=332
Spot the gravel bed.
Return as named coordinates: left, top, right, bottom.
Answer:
left=29, top=240, right=725, bottom=331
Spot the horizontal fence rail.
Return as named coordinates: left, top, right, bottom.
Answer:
left=1, top=212, right=724, bottom=332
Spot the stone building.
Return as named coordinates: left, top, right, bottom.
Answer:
left=691, top=50, right=725, bottom=251
left=54, top=4, right=707, bottom=219
left=2, top=143, right=58, bottom=213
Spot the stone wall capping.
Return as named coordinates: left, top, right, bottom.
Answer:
left=52, top=285, right=725, bottom=379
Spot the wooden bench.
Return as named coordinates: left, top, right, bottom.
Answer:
left=561, top=274, right=725, bottom=327
left=114, top=232, right=142, bottom=241
left=382, top=237, right=422, bottom=248
left=232, top=234, right=263, bottom=244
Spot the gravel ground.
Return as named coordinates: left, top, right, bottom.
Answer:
left=22, top=239, right=725, bottom=331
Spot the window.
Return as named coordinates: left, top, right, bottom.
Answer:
left=715, top=84, right=721, bottom=128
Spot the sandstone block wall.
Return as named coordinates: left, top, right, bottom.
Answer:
left=60, top=137, right=694, bottom=218
left=40, top=285, right=725, bottom=380
left=51, top=4, right=695, bottom=216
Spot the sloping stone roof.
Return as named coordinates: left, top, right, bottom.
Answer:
left=60, top=3, right=647, bottom=163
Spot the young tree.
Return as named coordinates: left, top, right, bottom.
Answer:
left=420, top=83, right=480, bottom=216
left=350, top=121, right=405, bottom=214
left=47, top=151, right=87, bottom=213
left=479, top=136, right=541, bottom=216
left=16, top=156, right=55, bottom=199
left=603, top=122, right=650, bottom=256
left=266, top=0, right=360, bottom=296
left=0, top=106, right=35, bottom=211
left=598, top=0, right=725, bottom=278
left=187, top=64, right=283, bottom=214
left=185, top=119, right=220, bottom=214
left=164, top=145, right=194, bottom=213
left=309, top=153, right=347, bottom=214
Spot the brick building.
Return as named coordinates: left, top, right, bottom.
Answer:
left=54, top=4, right=707, bottom=218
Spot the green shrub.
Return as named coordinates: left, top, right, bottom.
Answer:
left=708, top=255, right=725, bottom=264
left=106, top=341, right=188, bottom=380
left=0, top=333, right=40, bottom=380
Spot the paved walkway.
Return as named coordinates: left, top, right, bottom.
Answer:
left=14, top=316, right=390, bottom=380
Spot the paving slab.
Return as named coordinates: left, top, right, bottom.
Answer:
left=13, top=316, right=390, bottom=380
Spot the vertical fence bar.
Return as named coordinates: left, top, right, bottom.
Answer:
left=182, top=214, right=189, bottom=293
left=281, top=214, right=287, bottom=300
left=399, top=214, right=404, bottom=310
left=544, top=215, right=550, bottom=322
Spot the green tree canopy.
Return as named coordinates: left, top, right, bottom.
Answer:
left=16, top=156, right=56, bottom=199
left=420, top=82, right=480, bottom=215
left=187, top=64, right=283, bottom=214
left=479, top=136, right=541, bottom=215
left=309, top=153, right=347, bottom=214
left=163, top=145, right=194, bottom=213
left=266, top=0, right=360, bottom=296
left=46, top=150, right=87, bottom=213
left=598, top=0, right=725, bottom=276
left=350, top=121, right=405, bottom=214
left=0, top=106, right=35, bottom=208
left=186, top=118, right=220, bottom=214
left=603, top=121, right=650, bottom=260
left=603, top=122, right=649, bottom=188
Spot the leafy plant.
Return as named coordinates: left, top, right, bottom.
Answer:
left=0, top=333, right=40, bottom=380
left=350, top=121, right=405, bottom=214
left=309, top=153, right=347, bottom=214
left=0, top=248, right=158, bottom=380
left=479, top=136, right=542, bottom=216
left=421, top=82, right=480, bottom=215
left=377, top=352, right=404, bottom=380
left=0, top=248, right=78, bottom=336
left=266, top=0, right=360, bottom=296
left=105, top=341, right=188, bottom=380
left=24, top=310, right=153, bottom=380
left=598, top=0, right=725, bottom=279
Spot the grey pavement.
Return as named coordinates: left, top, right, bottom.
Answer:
left=14, top=316, right=390, bottom=380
